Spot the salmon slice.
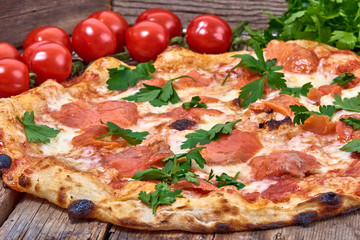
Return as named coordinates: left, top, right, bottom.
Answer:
left=200, top=129, right=263, bottom=165
left=171, top=179, right=217, bottom=192
left=302, top=114, right=336, bottom=135
left=336, top=114, right=360, bottom=142
left=307, top=84, right=342, bottom=104
left=172, top=70, right=213, bottom=89
left=162, top=107, right=223, bottom=122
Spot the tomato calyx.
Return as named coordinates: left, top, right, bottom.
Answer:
left=109, top=49, right=130, bottom=61
left=169, top=36, right=188, bottom=48
left=28, top=61, right=37, bottom=89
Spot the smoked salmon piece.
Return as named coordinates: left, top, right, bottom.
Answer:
left=249, top=94, right=300, bottom=116
left=142, top=78, right=166, bottom=87
left=302, top=115, right=336, bottom=135
left=172, top=70, right=213, bottom=89
left=265, top=40, right=319, bottom=74
left=307, top=84, right=342, bottom=104
left=336, top=114, right=360, bottom=142
left=201, top=129, right=263, bottom=165
left=162, top=107, right=223, bottom=122
left=249, top=151, right=320, bottom=180
left=171, top=179, right=217, bottom=192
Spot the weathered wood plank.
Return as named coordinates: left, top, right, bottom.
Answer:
left=0, top=194, right=111, bottom=240
left=112, top=0, right=288, bottom=29
left=0, top=0, right=110, bottom=48
left=0, top=181, right=21, bottom=226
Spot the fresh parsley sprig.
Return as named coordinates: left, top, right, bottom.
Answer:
left=333, top=93, right=360, bottom=113
left=132, top=147, right=206, bottom=185
left=138, top=182, right=184, bottom=214
left=96, top=121, right=149, bottom=145
left=331, top=72, right=355, bottom=86
left=340, top=139, right=360, bottom=153
left=340, top=117, right=360, bottom=130
left=181, top=119, right=241, bottom=149
left=207, top=171, right=245, bottom=190
left=290, top=105, right=335, bottom=125
left=123, top=75, right=194, bottom=107
left=106, top=61, right=155, bottom=90
left=280, top=82, right=313, bottom=98
left=222, top=44, right=286, bottom=108
left=16, top=111, right=60, bottom=143
left=182, top=96, right=207, bottom=110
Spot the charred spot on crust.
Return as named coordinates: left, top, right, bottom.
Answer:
left=57, top=187, right=67, bottom=205
left=68, top=199, right=95, bottom=219
left=259, top=116, right=292, bottom=130
left=319, top=192, right=342, bottom=207
left=18, top=174, right=31, bottom=188
left=232, top=98, right=242, bottom=107
left=215, top=223, right=232, bottom=232
left=0, top=154, right=12, bottom=172
left=293, top=211, right=317, bottom=227
left=170, top=119, right=196, bottom=131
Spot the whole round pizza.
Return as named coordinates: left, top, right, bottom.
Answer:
left=1, top=40, right=360, bottom=232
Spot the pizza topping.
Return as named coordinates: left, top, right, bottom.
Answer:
left=142, top=78, right=166, bottom=88
left=0, top=154, right=12, bottom=171
left=331, top=72, right=355, bottom=86
left=279, top=82, right=312, bottom=98
left=170, top=119, right=196, bottom=131
left=181, top=119, right=241, bottom=149
left=200, top=129, right=263, bottom=164
left=138, top=182, right=184, bottom=214
left=307, top=85, right=342, bottom=104
left=259, top=116, right=292, bottom=130
left=104, top=142, right=173, bottom=177
left=52, top=100, right=138, bottom=129
left=182, top=96, right=208, bottom=110
left=290, top=105, right=335, bottom=125
left=96, top=121, right=149, bottom=145
left=340, top=139, right=360, bottom=153
left=213, top=172, right=245, bottom=190
left=172, top=70, right=212, bottom=89
left=170, top=179, right=217, bottom=192
left=302, top=115, right=336, bottom=135
left=260, top=178, right=301, bottom=203
left=264, top=40, right=319, bottom=74
left=17, top=111, right=60, bottom=143
left=333, top=93, right=360, bottom=112
left=163, top=107, right=223, bottom=123
left=261, top=94, right=301, bottom=116
left=106, top=61, right=155, bottom=90
left=249, top=151, right=320, bottom=180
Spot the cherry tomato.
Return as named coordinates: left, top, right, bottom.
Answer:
left=126, top=21, right=169, bottom=62
left=0, top=59, right=29, bottom=98
left=22, top=42, right=72, bottom=84
left=136, top=8, right=182, bottom=39
left=186, top=14, right=232, bottom=54
left=72, top=18, right=116, bottom=63
left=23, top=26, right=72, bottom=53
left=0, top=42, right=22, bottom=61
left=89, top=10, right=129, bottom=53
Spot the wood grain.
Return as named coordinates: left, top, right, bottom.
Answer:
left=0, top=0, right=110, bottom=48
left=112, top=0, right=288, bottom=29
left=0, top=181, right=21, bottom=226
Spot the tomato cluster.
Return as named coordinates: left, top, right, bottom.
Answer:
left=0, top=9, right=233, bottom=98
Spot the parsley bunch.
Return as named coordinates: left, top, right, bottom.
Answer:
left=290, top=105, right=335, bottom=124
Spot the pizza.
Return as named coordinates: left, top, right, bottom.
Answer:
left=2, top=39, right=360, bottom=232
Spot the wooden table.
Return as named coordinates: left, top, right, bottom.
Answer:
left=2, top=0, right=358, bottom=239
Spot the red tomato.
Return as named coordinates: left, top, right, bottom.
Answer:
left=126, top=21, right=169, bottom=62
left=136, top=8, right=182, bottom=39
left=23, top=26, right=72, bottom=53
left=186, top=14, right=232, bottom=54
left=72, top=18, right=116, bottom=63
left=0, top=59, right=29, bottom=98
left=89, top=10, right=129, bottom=53
left=22, top=42, right=72, bottom=84
left=0, top=42, right=22, bottom=61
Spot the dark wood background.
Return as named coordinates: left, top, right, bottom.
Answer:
left=3, top=1, right=359, bottom=239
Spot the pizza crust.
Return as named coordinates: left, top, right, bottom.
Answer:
left=2, top=41, right=360, bottom=232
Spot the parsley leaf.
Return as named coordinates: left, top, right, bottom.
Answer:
left=331, top=72, right=355, bottom=86
left=181, top=119, right=241, bottom=149
left=16, top=111, right=60, bottom=143
left=132, top=147, right=206, bottom=185
left=123, top=75, right=194, bottom=107
left=280, top=82, right=313, bottom=97
left=182, top=96, right=208, bottom=110
left=340, top=139, right=360, bottom=153
left=222, top=44, right=286, bottom=108
left=329, top=31, right=357, bottom=50
left=290, top=105, right=335, bottom=125
left=216, top=172, right=245, bottom=190
left=333, top=93, right=360, bottom=112
left=96, top=121, right=148, bottom=145
left=340, top=117, right=360, bottom=130
left=138, top=182, right=184, bottom=214
left=106, top=61, right=155, bottom=90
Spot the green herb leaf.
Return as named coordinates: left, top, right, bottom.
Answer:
left=16, top=111, right=60, bottom=143
left=340, top=117, right=360, bottom=130
left=216, top=172, right=245, bottom=190
left=333, top=93, right=360, bottom=112
left=96, top=121, right=149, bottom=145
left=340, top=139, right=360, bottom=152
left=106, top=61, right=155, bottom=90
left=138, top=182, right=184, bottom=214
left=181, top=119, right=241, bottom=149
left=290, top=105, right=335, bottom=125
left=280, top=82, right=313, bottom=97
left=329, top=31, right=357, bottom=50
left=331, top=72, right=355, bottom=86
left=182, top=96, right=208, bottom=110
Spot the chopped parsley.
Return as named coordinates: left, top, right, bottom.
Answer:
left=333, top=93, right=360, bottom=113
left=182, top=96, right=207, bottom=110
left=340, top=117, right=360, bottom=130
left=280, top=82, right=313, bottom=97
left=290, top=105, right=335, bottom=125
left=331, top=72, right=355, bottom=86
left=340, top=139, right=360, bottom=153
